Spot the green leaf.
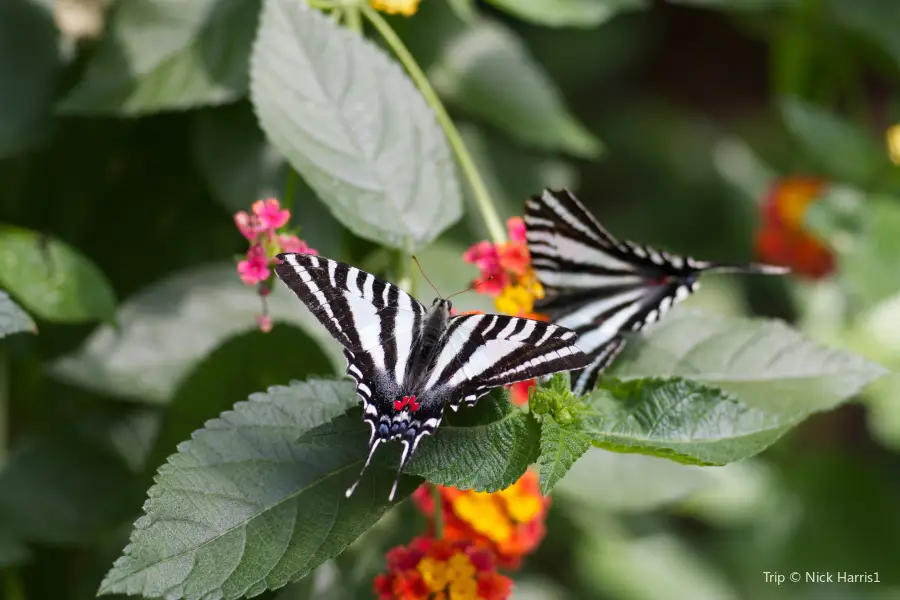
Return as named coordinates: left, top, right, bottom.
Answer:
left=49, top=263, right=344, bottom=404
left=485, top=0, right=646, bottom=28
left=147, top=325, right=335, bottom=468
left=610, top=308, right=888, bottom=416
left=537, top=416, right=591, bottom=495
left=0, top=225, right=116, bottom=323
left=58, top=0, right=257, bottom=114
left=0, top=435, right=134, bottom=545
left=191, top=103, right=345, bottom=257
left=307, top=391, right=540, bottom=493
left=99, top=379, right=418, bottom=600
left=838, top=198, right=900, bottom=309
left=0, top=291, right=36, bottom=337
left=585, top=377, right=793, bottom=465
left=0, top=0, right=60, bottom=157
left=430, top=20, right=602, bottom=159
left=555, top=449, right=720, bottom=512
left=779, top=96, right=886, bottom=185
left=405, top=391, right=541, bottom=491
left=668, top=0, right=792, bottom=9
left=827, top=0, right=900, bottom=73
left=250, top=0, right=462, bottom=252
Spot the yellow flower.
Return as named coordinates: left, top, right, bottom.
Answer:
left=370, top=0, right=421, bottom=16
left=888, top=124, right=900, bottom=165
left=449, top=577, right=479, bottom=600
left=495, top=285, right=535, bottom=317
left=418, top=556, right=449, bottom=592
left=453, top=493, right=513, bottom=544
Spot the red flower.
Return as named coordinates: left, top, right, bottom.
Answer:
left=507, top=380, right=535, bottom=407
left=755, top=177, right=835, bottom=279
left=374, top=537, right=512, bottom=600
left=413, top=470, right=550, bottom=570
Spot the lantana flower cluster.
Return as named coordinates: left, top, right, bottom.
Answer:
left=462, top=217, right=544, bottom=406
left=233, top=198, right=317, bottom=331
left=754, top=177, right=835, bottom=279
left=375, top=471, right=549, bottom=600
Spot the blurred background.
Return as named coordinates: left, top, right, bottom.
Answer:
left=1, top=0, right=900, bottom=599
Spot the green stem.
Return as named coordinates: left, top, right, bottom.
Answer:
left=3, top=569, right=25, bottom=600
left=430, top=484, right=444, bottom=540
left=283, top=168, right=297, bottom=214
left=396, top=251, right=414, bottom=295
left=306, top=0, right=338, bottom=8
left=360, top=3, right=507, bottom=244
left=345, top=5, right=363, bottom=33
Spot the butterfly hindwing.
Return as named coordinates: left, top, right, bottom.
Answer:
left=525, top=189, right=788, bottom=396
left=275, top=252, right=591, bottom=500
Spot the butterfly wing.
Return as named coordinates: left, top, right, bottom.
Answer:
left=422, top=313, right=590, bottom=409
left=525, top=189, right=787, bottom=395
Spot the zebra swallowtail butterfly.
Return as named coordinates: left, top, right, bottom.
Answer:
left=274, top=252, right=590, bottom=501
left=524, top=189, right=789, bottom=396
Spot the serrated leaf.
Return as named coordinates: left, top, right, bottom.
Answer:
left=610, top=308, right=888, bottom=416
left=537, top=416, right=591, bottom=495
left=0, top=225, right=116, bottom=323
left=779, top=96, right=886, bottom=185
left=99, top=379, right=419, bottom=600
left=585, top=377, right=795, bottom=465
left=430, top=20, right=601, bottom=159
left=0, top=435, right=134, bottom=545
left=58, top=0, right=257, bottom=114
left=0, top=0, right=60, bottom=157
left=486, top=0, right=646, bottom=28
left=191, top=102, right=345, bottom=257
left=49, top=263, right=344, bottom=404
left=307, top=391, right=540, bottom=493
left=0, top=291, right=36, bottom=337
left=250, top=0, right=462, bottom=252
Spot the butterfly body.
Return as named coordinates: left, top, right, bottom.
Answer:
left=274, top=252, right=590, bottom=500
left=525, top=189, right=788, bottom=396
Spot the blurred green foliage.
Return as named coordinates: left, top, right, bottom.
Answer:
left=2, top=0, right=900, bottom=599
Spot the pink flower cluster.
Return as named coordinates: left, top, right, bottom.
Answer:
left=234, top=198, right=316, bottom=331
left=462, top=218, right=530, bottom=295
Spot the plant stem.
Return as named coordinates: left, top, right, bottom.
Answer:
left=3, top=569, right=25, bottom=600
left=430, top=484, right=444, bottom=540
left=396, top=251, right=414, bottom=295
left=306, top=0, right=338, bottom=8
left=0, top=347, right=8, bottom=469
left=345, top=5, right=363, bottom=33
left=360, top=3, right=507, bottom=244
left=283, top=168, right=297, bottom=213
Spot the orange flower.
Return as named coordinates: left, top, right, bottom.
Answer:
left=413, top=471, right=550, bottom=570
left=755, top=177, right=835, bottom=279
left=374, top=537, right=512, bottom=600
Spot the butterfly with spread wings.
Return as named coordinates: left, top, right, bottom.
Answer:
left=274, top=252, right=590, bottom=501
left=524, top=189, right=789, bottom=396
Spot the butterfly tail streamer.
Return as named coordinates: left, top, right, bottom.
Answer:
left=345, top=437, right=383, bottom=499
left=698, top=262, right=791, bottom=275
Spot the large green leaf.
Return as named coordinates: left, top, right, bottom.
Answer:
left=147, top=326, right=334, bottom=469
left=191, top=103, right=345, bottom=257
left=585, top=378, right=794, bottom=465
left=0, top=0, right=60, bottom=157
left=430, top=20, right=602, bottom=159
left=250, top=0, right=462, bottom=252
left=779, top=96, right=887, bottom=185
left=486, top=0, right=646, bottom=28
left=0, top=225, right=116, bottom=323
left=405, top=391, right=541, bottom=491
left=0, top=291, right=36, bottom=337
left=58, top=0, right=257, bottom=114
left=49, top=263, right=343, bottom=404
left=305, top=391, right=539, bottom=493
left=0, top=435, right=134, bottom=545
left=610, top=308, right=887, bottom=415
left=537, top=416, right=591, bottom=495
left=98, top=379, right=418, bottom=600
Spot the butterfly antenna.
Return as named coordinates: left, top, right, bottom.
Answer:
left=345, top=438, right=383, bottom=499
left=412, top=255, right=443, bottom=299
left=446, top=275, right=495, bottom=301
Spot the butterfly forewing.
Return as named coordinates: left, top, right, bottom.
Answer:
left=525, top=189, right=788, bottom=396
left=274, top=252, right=590, bottom=501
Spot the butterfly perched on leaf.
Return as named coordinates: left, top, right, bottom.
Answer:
left=524, top=189, right=789, bottom=396
left=274, top=252, right=590, bottom=501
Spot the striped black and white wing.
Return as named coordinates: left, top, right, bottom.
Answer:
left=525, top=189, right=787, bottom=395
left=424, top=313, right=590, bottom=409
